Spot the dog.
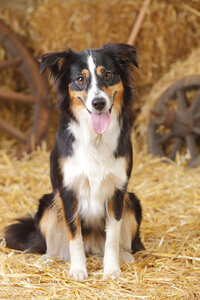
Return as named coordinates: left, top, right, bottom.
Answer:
left=5, top=43, right=144, bottom=280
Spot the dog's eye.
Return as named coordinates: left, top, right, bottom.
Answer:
left=76, top=76, right=85, bottom=84
left=104, top=71, right=112, bottom=80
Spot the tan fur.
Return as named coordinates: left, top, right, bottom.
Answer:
left=96, top=65, right=105, bottom=76
left=39, top=208, right=53, bottom=240
left=39, top=194, right=70, bottom=260
left=120, top=195, right=138, bottom=250
left=39, top=193, right=65, bottom=240
left=59, top=157, right=67, bottom=177
left=124, top=155, right=131, bottom=174
left=83, top=231, right=105, bottom=256
left=103, top=81, right=124, bottom=115
left=54, top=193, right=65, bottom=222
left=65, top=219, right=81, bottom=242
left=57, top=57, right=65, bottom=70
left=68, top=85, right=86, bottom=116
left=122, top=209, right=138, bottom=241
left=81, top=68, right=90, bottom=77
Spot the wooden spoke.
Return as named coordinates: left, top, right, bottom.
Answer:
left=194, top=113, right=200, bottom=120
left=0, top=57, right=22, bottom=70
left=0, top=90, right=36, bottom=104
left=188, top=154, right=200, bottom=168
left=157, top=132, right=173, bottom=144
left=169, top=137, right=184, bottom=161
left=0, top=118, right=27, bottom=143
left=192, top=127, right=200, bottom=135
left=186, top=134, right=197, bottom=159
left=177, top=90, right=188, bottom=110
left=189, top=90, right=200, bottom=114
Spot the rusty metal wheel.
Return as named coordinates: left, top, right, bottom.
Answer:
left=0, top=18, right=51, bottom=156
left=148, top=75, right=200, bottom=167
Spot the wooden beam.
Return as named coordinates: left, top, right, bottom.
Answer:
left=127, top=0, right=151, bottom=45
left=0, top=57, right=22, bottom=70
left=0, top=90, right=36, bottom=104
left=0, top=118, right=27, bottom=143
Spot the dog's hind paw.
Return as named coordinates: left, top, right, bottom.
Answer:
left=120, top=251, right=135, bottom=264
left=39, top=254, right=54, bottom=264
left=69, top=266, right=88, bottom=280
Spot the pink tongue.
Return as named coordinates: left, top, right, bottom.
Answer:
left=91, top=111, right=110, bottom=135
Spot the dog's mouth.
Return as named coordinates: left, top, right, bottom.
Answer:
left=77, top=91, right=117, bottom=135
left=91, top=111, right=110, bottom=135
left=90, top=91, right=117, bottom=135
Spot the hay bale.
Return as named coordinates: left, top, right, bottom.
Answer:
left=0, top=0, right=200, bottom=86
left=0, top=0, right=200, bottom=150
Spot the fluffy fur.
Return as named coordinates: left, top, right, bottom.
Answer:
left=5, top=43, right=144, bottom=280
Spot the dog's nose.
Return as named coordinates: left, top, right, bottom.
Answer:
left=92, top=98, right=106, bottom=111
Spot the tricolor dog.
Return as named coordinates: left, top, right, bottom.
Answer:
left=5, top=43, right=144, bottom=280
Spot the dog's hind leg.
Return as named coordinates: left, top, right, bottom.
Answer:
left=120, top=192, right=144, bottom=262
left=39, top=194, right=70, bottom=261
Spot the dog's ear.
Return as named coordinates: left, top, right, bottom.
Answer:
left=40, top=49, right=75, bottom=79
left=40, top=49, right=76, bottom=110
left=40, top=52, right=58, bottom=74
left=103, top=43, right=139, bottom=69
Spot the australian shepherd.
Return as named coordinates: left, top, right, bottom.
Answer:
left=5, top=43, right=144, bottom=280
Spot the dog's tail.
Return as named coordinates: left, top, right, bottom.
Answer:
left=5, top=215, right=46, bottom=254
left=5, top=193, right=54, bottom=254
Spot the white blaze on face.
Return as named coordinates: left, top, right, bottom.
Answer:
left=86, top=54, right=111, bottom=135
left=86, top=55, right=110, bottom=111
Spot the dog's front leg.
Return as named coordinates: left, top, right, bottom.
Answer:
left=103, top=189, right=124, bottom=279
left=60, top=187, right=88, bottom=280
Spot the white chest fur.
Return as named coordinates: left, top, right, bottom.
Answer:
left=62, top=110, right=127, bottom=227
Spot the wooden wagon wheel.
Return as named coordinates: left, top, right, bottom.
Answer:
left=148, top=75, right=200, bottom=167
left=0, top=18, right=51, bottom=156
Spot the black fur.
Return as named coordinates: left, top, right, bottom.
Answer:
left=128, top=192, right=145, bottom=253
left=50, top=143, right=63, bottom=190
left=59, top=187, right=77, bottom=237
left=113, top=189, right=126, bottom=221
left=131, top=228, right=145, bottom=254
left=5, top=216, right=46, bottom=254
left=128, top=192, right=143, bottom=225
left=35, top=193, right=54, bottom=223
left=114, top=109, right=132, bottom=158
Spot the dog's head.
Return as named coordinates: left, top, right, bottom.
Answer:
left=40, top=43, right=138, bottom=134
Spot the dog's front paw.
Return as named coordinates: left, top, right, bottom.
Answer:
left=69, top=266, right=88, bottom=280
left=103, top=265, right=122, bottom=279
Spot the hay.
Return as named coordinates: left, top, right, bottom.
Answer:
left=0, top=146, right=200, bottom=298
